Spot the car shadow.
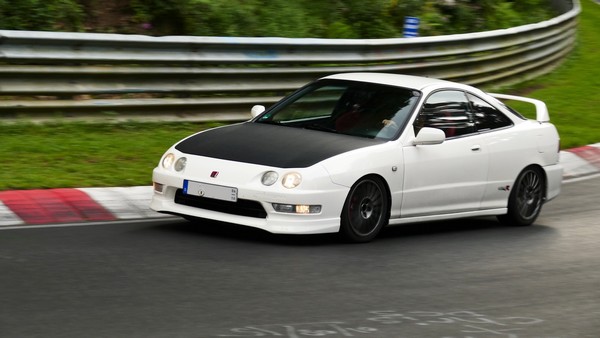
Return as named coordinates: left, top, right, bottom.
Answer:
left=150, top=218, right=340, bottom=246
left=381, top=217, right=502, bottom=238
left=149, top=216, right=555, bottom=246
left=378, top=217, right=558, bottom=245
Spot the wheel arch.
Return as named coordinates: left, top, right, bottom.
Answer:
left=498, top=163, right=547, bottom=226
left=516, top=163, right=548, bottom=201
left=349, top=173, right=393, bottom=223
left=339, top=173, right=393, bottom=242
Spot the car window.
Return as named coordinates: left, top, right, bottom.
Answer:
left=414, top=90, right=476, bottom=138
left=256, top=79, right=420, bottom=140
left=267, top=85, right=347, bottom=123
left=467, top=93, right=513, bottom=131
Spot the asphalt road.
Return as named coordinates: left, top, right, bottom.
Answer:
left=1, top=177, right=599, bottom=338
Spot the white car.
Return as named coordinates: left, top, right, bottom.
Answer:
left=151, top=73, right=562, bottom=242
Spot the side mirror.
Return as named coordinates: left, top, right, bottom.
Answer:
left=251, top=105, right=266, bottom=118
left=414, top=127, right=445, bottom=145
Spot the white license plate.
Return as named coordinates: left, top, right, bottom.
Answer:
left=183, top=180, right=238, bottom=202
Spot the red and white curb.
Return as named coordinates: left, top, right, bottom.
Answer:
left=561, top=144, right=600, bottom=179
left=0, top=186, right=170, bottom=227
left=1, top=143, right=599, bottom=227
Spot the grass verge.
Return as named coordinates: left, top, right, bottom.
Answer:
left=500, top=0, right=600, bottom=149
left=0, top=122, right=224, bottom=190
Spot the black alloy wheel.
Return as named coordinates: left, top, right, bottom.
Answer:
left=498, top=166, right=545, bottom=226
left=340, top=176, right=389, bottom=243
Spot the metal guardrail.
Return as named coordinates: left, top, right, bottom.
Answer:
left=0, top=0, right=580, bottom=122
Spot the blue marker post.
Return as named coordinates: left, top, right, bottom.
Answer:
left=403, top=16, right=420, bottom=38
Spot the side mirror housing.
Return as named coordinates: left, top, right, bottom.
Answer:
left=251, top=105, right=266, bottom=118
left=414, top=127, right=445, bottom=145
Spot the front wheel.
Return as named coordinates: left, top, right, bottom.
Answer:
left=340, top=176, right=389, bottom=243
left=498, top=166, right=545, bottom=226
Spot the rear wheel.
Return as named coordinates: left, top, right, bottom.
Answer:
left=340, top=176, right=389, bottom=243
left=498, top=166, right=545, bottom=226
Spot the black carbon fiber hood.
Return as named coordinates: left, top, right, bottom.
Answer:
left=175, top=122, right=383, bottom=168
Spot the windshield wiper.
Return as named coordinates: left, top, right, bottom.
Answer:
left=255, top=120, right=280, bottom=125
left=304, top=123, right=338, bottom=133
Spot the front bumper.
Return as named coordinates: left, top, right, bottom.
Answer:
left=150, top=168, right=349, bottom=235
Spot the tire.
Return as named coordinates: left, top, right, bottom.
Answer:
left=497, top=166, right=545, bottom=226
left=340, top=176, right=389, bottom=243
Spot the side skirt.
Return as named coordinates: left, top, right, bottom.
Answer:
left=388, top=208, right=507, bottom=226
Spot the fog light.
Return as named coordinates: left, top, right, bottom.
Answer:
left=273, top=203, right=295, bottom=213
left=272, top=203, right=321, bottom=214
left=303, top=205, right=322, bottom=214
left=153, top=182, right=164, bottom=193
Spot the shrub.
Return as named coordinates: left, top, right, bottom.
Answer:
left=0, top=0, right=84, bottom=31
left=0, top=0, right=556, bottom=38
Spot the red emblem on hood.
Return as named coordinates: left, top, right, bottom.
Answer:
left=210, top=171, right=219, bottom=178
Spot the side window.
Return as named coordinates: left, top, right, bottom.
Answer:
left=467, top=93, right=513, bottom=131
left=414, top=90, right=475, bottom=138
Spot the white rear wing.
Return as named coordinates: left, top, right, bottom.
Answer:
left=489, top=93, right=550, bottom=122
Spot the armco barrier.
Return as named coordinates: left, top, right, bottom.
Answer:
left=0, top=0, right=580, bottom=122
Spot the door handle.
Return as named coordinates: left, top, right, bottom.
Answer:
left=471, top=145, right=481, bottom=151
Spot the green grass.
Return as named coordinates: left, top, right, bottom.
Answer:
left=0, top=122, right=224, bottom=190
left=500, top=0, right=600, bottom=149
left=0, top=1, right=598, bottom=190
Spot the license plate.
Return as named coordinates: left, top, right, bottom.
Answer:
left=183, top=180, right=238, bottom=202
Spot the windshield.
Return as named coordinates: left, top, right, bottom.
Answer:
left=255, top=79, right=421, bottom=140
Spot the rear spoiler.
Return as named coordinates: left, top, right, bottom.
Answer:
left=489, top=93, right=550, bottom=122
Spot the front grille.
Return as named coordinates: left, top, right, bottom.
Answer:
left=174, top=189, right=267, bottom=219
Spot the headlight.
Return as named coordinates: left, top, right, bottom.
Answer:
left=174, top=157, right=187, bottom=172
left=161, top=153, right=175, bottom=169
left=261, top=171, right=279, bottom=186
left=282, top=172, right=302, bottom=189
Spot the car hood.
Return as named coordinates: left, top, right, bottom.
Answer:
left=175, top=122, right=384, bottom=168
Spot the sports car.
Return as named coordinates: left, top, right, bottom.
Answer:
left=151, top=73, right=562, bottom=242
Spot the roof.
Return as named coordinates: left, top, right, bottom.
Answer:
left=322, top=72, right=464, bottom=91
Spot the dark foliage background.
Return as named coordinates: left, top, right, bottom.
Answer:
left=0, top=0, right=555, bottom=37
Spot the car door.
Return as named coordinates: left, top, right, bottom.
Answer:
left=466, top=92, right=519, bottom=210
left=401, top=90, right=489, bottom=217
